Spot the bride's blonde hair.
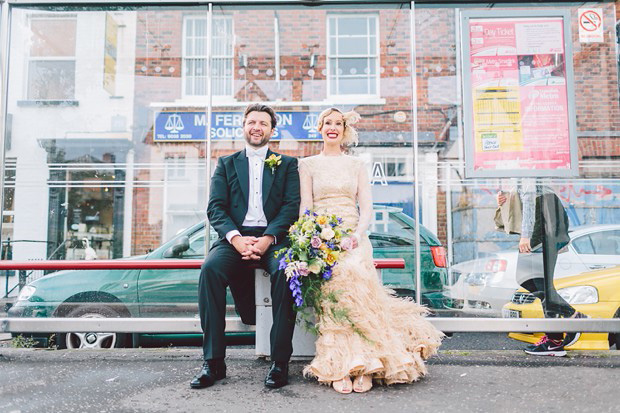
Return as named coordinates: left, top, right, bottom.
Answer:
left=316, top=107, right=360, bottom=146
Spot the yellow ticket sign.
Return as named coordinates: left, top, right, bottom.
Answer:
left=473, top=86, right=524, bottom=153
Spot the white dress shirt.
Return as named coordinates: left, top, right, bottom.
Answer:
left=225, top=145, right=269, bottom=243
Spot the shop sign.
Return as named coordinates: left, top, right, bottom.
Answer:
left=103, top=13, right=118, bottom=95
left=154, top=111, right=322, bottom=142
left=462, top=10, right=578, bottom=178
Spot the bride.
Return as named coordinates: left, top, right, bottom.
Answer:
left=299, top=108, right=444, bottom=394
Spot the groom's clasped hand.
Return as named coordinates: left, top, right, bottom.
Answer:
left=230, top=234, right=274, bottom=260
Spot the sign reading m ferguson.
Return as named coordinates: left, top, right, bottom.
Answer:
left=154, top=111, right=322, bottom=142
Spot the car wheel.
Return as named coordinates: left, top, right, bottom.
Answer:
left=610, top=308, right=620, bottom=349
left=56, top=304, right=129, bottom=349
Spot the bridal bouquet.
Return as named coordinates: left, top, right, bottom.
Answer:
left=275, top=209, right=354, bottom=322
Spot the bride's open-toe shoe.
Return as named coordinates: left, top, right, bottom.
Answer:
left=332, top=377, right=353, bottom=394
left=353, top=375, right=373, bottom=393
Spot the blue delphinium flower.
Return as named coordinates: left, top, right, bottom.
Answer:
left=288, top=275, right=304, bottom=307
left=278, top=256, right=287, bottom=270
left=322, top=267, right=332, bottom=280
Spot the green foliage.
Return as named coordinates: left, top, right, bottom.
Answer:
left=11, top=334, right=38, bottom=348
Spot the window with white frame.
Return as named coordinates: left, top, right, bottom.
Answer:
left=2, top=158, right=16, bottom=242
left=385, top=157, right=407, bottom=177
left=327, top=14, right=379, bottom=97
left=165, top=155, right=187, bottom=180
left=374, top=155, right=410, bottom=180
left=27, top=16, right=77, bottom=100
left=183, top=15, right=233, bottom=98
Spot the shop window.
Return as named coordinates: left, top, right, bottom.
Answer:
left=374, top=155, right=410, bottom=180
left=385, top=158, right=407, bottom=177
left=27, top=16, right=76, bottom=100
left=2, top=158, right=16, bottom=241
left=183, top=15, right=233, bottom=98
left=327, top=14, right=379, bottom=98
left=162, top=156, right=205, bottom=242
left=165, top=155, right=187, bottom=180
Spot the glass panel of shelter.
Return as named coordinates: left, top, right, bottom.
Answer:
left=213, top=3, right=423, bottom=306
left=3, top=1, right=616, bottom=340
left=415, top=2, right=620, bottom=334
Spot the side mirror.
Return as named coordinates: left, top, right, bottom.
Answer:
left=163, top=236, right=190, bottom=258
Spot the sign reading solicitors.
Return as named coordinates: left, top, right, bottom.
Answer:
left=154, top=111, right=322, bottom=142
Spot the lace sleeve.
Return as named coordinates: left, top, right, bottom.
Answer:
left=299, top=158, right=314, bottom=216
left=355, top=159, right=373, bottom=239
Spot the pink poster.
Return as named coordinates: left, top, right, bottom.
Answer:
left=469, top=17, right=572, bottom=174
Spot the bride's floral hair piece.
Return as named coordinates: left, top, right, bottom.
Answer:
left=317, top=107, right=360, bottom=147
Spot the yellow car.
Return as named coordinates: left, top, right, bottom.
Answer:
left=502, top=265, right=620, bottom=350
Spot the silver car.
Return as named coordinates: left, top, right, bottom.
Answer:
left=444, top=225, right=620, bottom=316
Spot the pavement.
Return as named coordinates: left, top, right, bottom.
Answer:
left=1, top=346, right=618, bottom=413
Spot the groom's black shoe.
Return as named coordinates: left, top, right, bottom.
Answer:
left=264, top=361, right=289, bottom=389
left=190, top=359, right=226, bottom=389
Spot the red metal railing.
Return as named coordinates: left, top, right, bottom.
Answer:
left=0, top=258, right=405, bottom=271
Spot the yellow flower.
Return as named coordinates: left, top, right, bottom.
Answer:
left=326, top=251, right=339, bottom=265
left=264, top=154, right=282, bottom=174
left=319, top=243, right=328, bottom=252
left=316, top=215, right=327, bottom=226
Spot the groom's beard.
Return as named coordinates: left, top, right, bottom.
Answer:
left=244, top=131, right=270, bottom=148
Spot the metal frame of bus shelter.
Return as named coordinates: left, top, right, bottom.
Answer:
left=1, top=260, right=619, bottom=336
left=0, top=0, right=618, bottom=337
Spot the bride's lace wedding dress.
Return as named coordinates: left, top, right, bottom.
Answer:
left=299, top=154, right=443, bottom=385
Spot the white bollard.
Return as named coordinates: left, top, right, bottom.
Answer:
left=254, top=268, right=382, bottom=358
left=254, top=269, right=316, bottom=357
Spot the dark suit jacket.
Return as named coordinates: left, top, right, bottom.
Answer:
left=207, top=149, right=300, bottom=245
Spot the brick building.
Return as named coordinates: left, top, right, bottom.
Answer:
left=129, top=2, right=620, bottom=256
left=1, top=0, right=618, bottom=279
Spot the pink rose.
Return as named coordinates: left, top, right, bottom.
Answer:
left=340, top=237, right=353, bottom=251
left=310, top=236, right=322, bottom=248
left=298, top=262, right=309, bottom=277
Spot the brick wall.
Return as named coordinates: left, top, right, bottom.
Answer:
left=131, top=4, right=620, bottom=253
left=571, top=3, right=620, bottom=137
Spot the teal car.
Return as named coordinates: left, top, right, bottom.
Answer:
left=8, top=205, right=447, bottom=348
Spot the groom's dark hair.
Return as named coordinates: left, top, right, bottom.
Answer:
left=243, top=103, right=277, bottom=129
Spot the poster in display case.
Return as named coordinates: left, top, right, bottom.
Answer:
left=461, top=10, right=578, bottom=178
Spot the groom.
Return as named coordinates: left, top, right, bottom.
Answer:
left=190, top=103, right=300, bottom=389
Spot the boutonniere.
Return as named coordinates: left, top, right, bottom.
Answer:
left=264, top=154, right=282, bottom=174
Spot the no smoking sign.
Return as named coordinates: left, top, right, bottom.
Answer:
left=578, top=8, right=604, bottom=43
